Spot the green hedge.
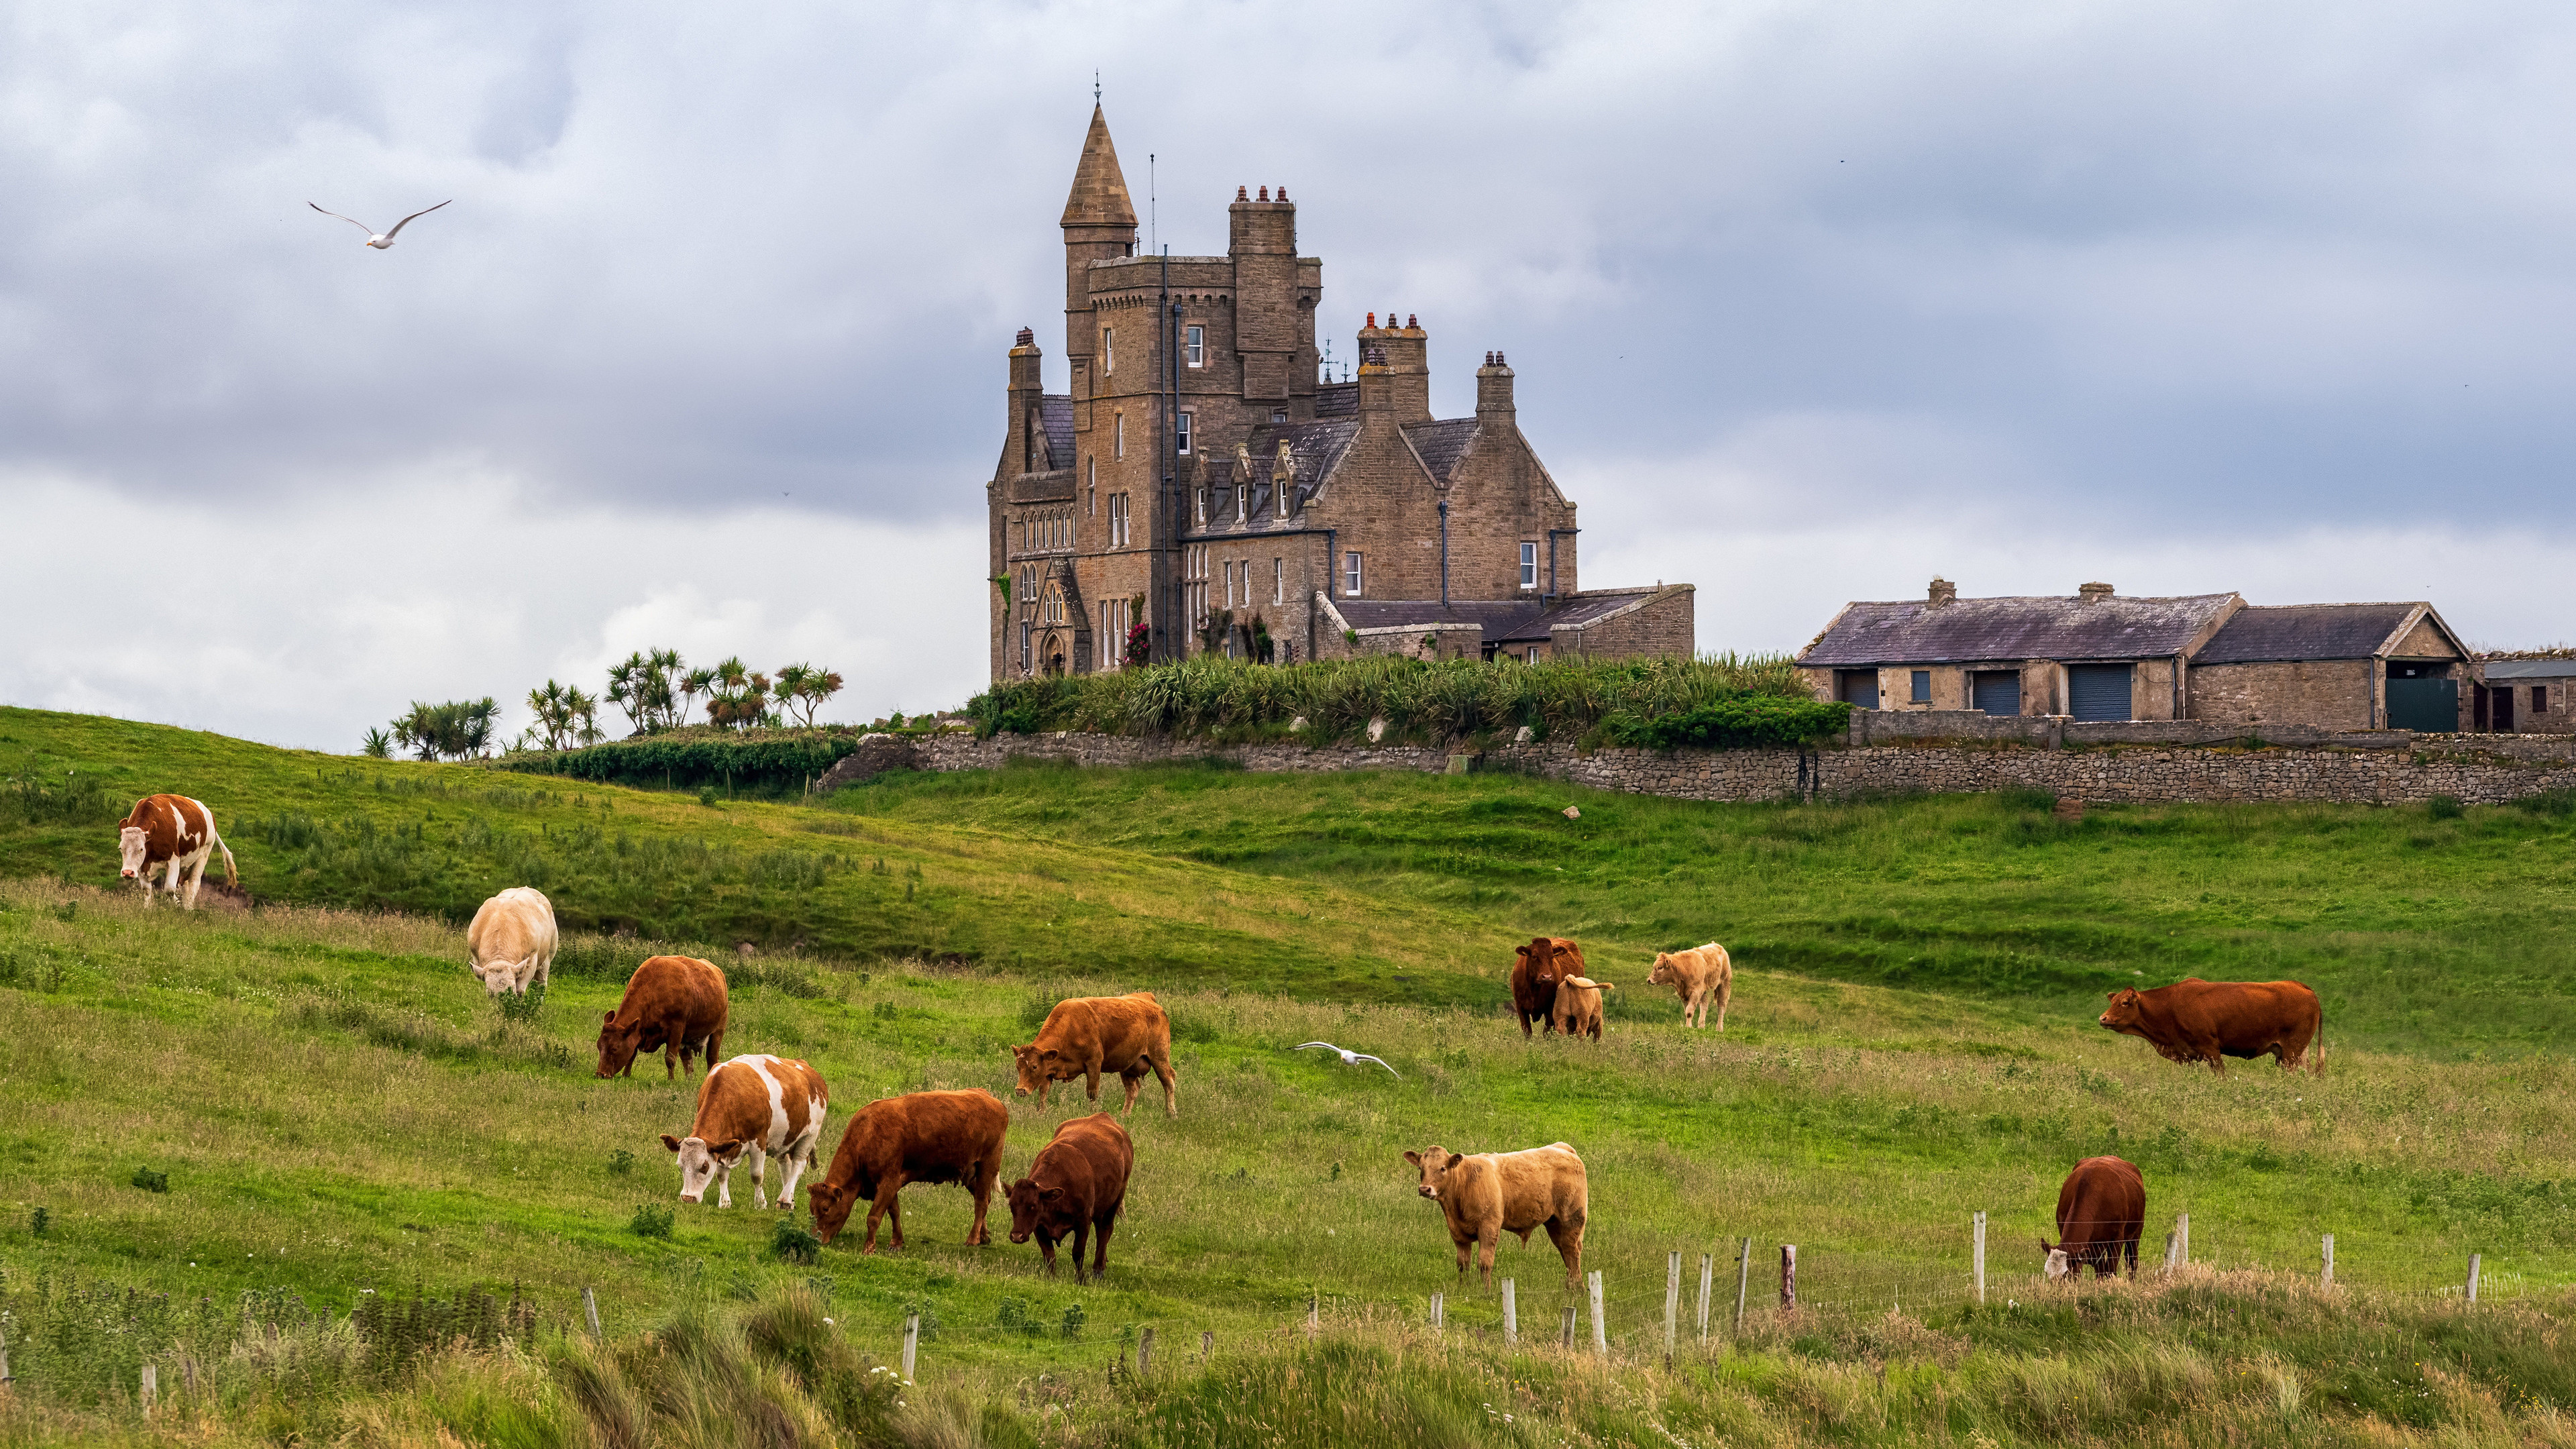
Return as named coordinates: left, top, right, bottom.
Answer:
left=498, top=730, right=863, bottom=793
left=967, top=653, right=1848, bottom=749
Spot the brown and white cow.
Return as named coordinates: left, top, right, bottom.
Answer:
left=659, top=1055, right=828, bottom=1210
left=1010, top=992, right=1178, bottom=1118
left=806, top=1089, right=1009, bottom=1253
left=1550, top=976, right=1614, bottom=1040
left=2041, top=1155, right=2146, bottom=1281
left=1005, top=1112, right=1134, bottom=1281
left=1511, top=937, right=1584, bottom=1038
left=466, top=887, right=557, bottom=997
left=116, top=794, right=238, bottom=910
left=597, top=955, right=729, bottom=1080
left=1403, top=1141, right=1589, bottom=1287
left=2098, top=979, right=2324, bottom=1076
left=1647, top=942, right=1732, bottom=1030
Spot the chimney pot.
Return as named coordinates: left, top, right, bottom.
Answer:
left=1927, top=577, right=1957, bottom=608
left=1277, top=185, right=1288, bottom=200
left=1236, top=185, right=1248, bottom=201
left=2078, top=581, right=2114, bottom=602
left=1365, top=311, right=1375, bottom=328
left=1257, top=185, right=1269, bottom=201
left=1015, top=327, right=1034, bottom=347
left=1407, top=313, right=1417, bottom=329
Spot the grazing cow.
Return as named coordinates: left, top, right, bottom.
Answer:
left=1550, top=977, right=1615, bottom=1040
left=658, top=1055, right=828, bottom=1210
left=1511, top=937, right=1585, bottom=1038
left=1004, top=1112, right=1134, bottom=1281
left=1403, top=1142, right=1589, bottom=1287
left=1647, top=943, right=1733, bottom=1030
left=465, top=887, right=557, bottom=997
left=2040, top=1155, right=2146, bottom=1281
left=1010, top=992, right=1179, bottom=1118
left=806, top=1089, right=1008, bottom=1252
left=2098, top=979, right=2324, bottom=1076
left=115, top=795, right=238, bottom=910
left=596, top=955, right=729, bottom=1080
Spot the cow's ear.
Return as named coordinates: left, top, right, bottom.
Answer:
left=604, top=1010, right=619, bottom=1023
left=1040, top=1186, right=1064, bottom=1201
left=660, top=1134, right=684, bottom=1153
left=1403, top=1150, right=1421, bottom=1167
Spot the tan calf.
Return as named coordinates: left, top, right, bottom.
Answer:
left=1647, top=943, right=1731, bottom=1029
left=466, top=887, right=557, bottom=997
left=1550, top=976, right=1614, bottom=1040
left=1010, top=991, right=1178, bottom=1118
left=658, top=1055, right=828, bottom=1211
left=1403, top=1142, right=1589, bottom=1287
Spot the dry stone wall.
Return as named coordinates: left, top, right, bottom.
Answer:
left=824, top=728, right=2576, bottom=806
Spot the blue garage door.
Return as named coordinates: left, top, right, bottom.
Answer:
left=1972, top=671, right=2021, bottom=716
left=2067, top=664, right=2135, bottom=722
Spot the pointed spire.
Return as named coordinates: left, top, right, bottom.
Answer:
left=1061, top=104, right=1138, bottom=229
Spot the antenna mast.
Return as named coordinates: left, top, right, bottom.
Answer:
left=1150, top=153, right=1157, bottom=256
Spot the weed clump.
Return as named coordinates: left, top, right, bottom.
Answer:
left=769, top=1219, right=822, bottom=1265
left=129, top=1166, right=168, bottom=1193
left=629, top=1203, right=675, bottom=1240
left=606, top=1148, right=635, bottom=1177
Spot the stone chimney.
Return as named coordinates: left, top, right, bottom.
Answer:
left=1476, top=350, right=1515, bottom=421
left=2078, top=582, right=2114, bottom=604
left=1008, top=327, right=1044, bottom=473
left=1927, top=577, right=1956, bottom=608
left=1356, top=312, right=1431, bottom=421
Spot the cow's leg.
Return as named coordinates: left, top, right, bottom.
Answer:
left=1085, top=1061, right=1104, bottom=1106
left=162, top=857, right=184, bottom=904
left=1148, top=1049, right=1179, bottom=1118
left=1713, top=978, right=1731, bottom=1032
left=862, top=1175, right=906, bottom=1254
left=967, top=1155, right=998, bottom=1245
left=1546, top=1214, right=1585, bottom=1287
left=1453, top=1231, right=1473, bottom=1277
left=747, top=1144, right=769, bottom=1210
left=775, top=1138, right=810, bottom=1211
left=1118, top=1066, right=1145, bottom=1116
left=1518, top=1010, right=1534, bottom=1039
left=182, top=851, right=208, bottom=910
left=1091, top=1210, right=1115, bottom=1278
left=714, top=1156, right=735, bottom=1210
left=1477, top=1227, right=1501, bottom=1285
left=1038, top=1232, right=1059, bottom=1276
left=1069, top=1221, right=1091, bottom=1283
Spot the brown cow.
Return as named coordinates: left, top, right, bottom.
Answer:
left=596, top=955, right=729, bottom=1080
left=1550, top=976, right=1615, bottom=1040
left=1647, top=943, right=1732, bottom=1030
left=116, top=794, right=239, bottom=910
left=657, top=1054, right=828, bottom=1210
left=1010, top=992, right=1178, bottom=1118
left=2098, top=979, right=2323, bottom=1075
left=1511, top=937, right=1585, bottom=1038
left=1403, top=1142, right=1589, bottom=1287
left=806, top=1089, right=1008, bottom=1252
left=2040, top=1155, right=2145, bottom=1280
left=1004, top=1112, right=1134, bottom=1281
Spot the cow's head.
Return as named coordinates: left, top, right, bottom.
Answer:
left=596, top=1013, right=645, bottom=1077
left=2098, top=989, right=2148, bottom=1036
left=1403, top=1146, right=1466, bottom=1200
left=2039, top=1238, right=2072, bottom=1280
left=1005, top=1175, right=1069, bottom=1244
left=660, top=1132, right=746, bottom=1204
left=1010, top=1043, right=1062, bottom=1096
left=1647, top=953, right=1679, bottom=986
left=117, top=824, right=150, bottom=881
left=806, top=1178, right=861, bottom=1244
left=472, top=955, right=534, bottom=998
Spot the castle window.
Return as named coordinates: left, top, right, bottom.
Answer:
left=1273, top=557, right=1283, bottom=604
left=1342, top=551, right=1363, bottom=597
left=1114, top=413, right=1124, bottom=460
left=1103, top=327, right=1114, bottom=374
left=1519, top=542, right=1538, bottom=590
left=1187, top=325, right=1205, bottom=368
left=1195, top=488, right=1208, bottom=525
left=1223, top=561, right=1236, bottom=608
left=1176, top=410, right=1193, bottom=455
left=1236, top=486, right=1248, bottom=524
left=1273, top=411, right=1287, bottom=423
left=1020, top=623, right=1031, bottom=672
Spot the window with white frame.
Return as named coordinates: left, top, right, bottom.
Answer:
left=1273, top=557, right=1283, bottom=604
left=1108, top=492, right=1128, bottom=547
left=1235, top=485, right=1247, bottom=524
left=1103, top=327, right=1114, bottom=374
left=1186, top=325, right=1205, bottom=368
left=1527, top=646, right=1540, bottom=664
left=1184, top=544, right=1210, bottom=629
left=1342, top=551, right=1363, bottom=596
left=1176, top=410, right=1193, bottom=455
left=1195, top=488, right=1208, bottom=525
left=1519, top=541, right=1539, bottom=590
left=1114, top=412, right=1124, bottom=460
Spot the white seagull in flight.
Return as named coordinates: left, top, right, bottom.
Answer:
left=1293, top=1042, right=1399, bottom=1077
left=309, top=200, right=451, bottom=249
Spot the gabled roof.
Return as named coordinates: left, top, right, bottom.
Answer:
left=2196, top=603, right=2436, bottom=665
left=1403, top=418, right=1481, bottom=482
left=1315, top=382, right=1358, bottom=418
left=1061, top=105, right=1136, bottom=229
left=1039, top=395, right=1073, bottom=471
left=1187, top=419, right=1362, bottom=533
left=1799, top=593, right=2240, bottom=667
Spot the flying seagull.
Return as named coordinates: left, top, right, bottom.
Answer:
left=1293, top=1042, right=1399, bottom=1077
left=309, top=199, right=451, bottom=249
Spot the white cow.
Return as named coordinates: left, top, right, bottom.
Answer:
left=466, top=887, right=558, bottom=996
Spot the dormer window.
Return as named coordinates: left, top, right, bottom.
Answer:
left=1276, top=481, right=1291, bottom=517
left=1236, top=486, right=1248, bottom=523
left=1195, top=488, right=1208, bottom=525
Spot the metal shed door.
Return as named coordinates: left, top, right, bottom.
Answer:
left=1971, top=671, right=2021, bottom=716
left=2067, top=664, right=2135, bottom=722
left=1837, top=670, right=1880, bottom=709
left=2387, top=676, right=2458, bottom=733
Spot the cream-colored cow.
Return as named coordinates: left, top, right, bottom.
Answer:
left=1647, top=943, right=1733, bottom=1029
left=466, top=887, right=557, bottom=997
left=1403, top=1142, right=1589, bottom=1287
left=1550, top=977, right=1614, bottom=1040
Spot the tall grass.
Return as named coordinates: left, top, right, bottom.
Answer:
left=967, top=653, right=1831, bottom=745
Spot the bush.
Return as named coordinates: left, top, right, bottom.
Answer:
left=629, top=1203, right=675, bottom=1239
left=129, top=1167, right=168, bottom=1193
left=494, top=975, right=546, bottom=1023
left=1600, top=695, right=1852, bottom=749
left=503, top=729, right=863, bottom=794
left=2428, top=794, right=2466, bottom=820
left=0, top=768, right=113, bottom=826
left=769, top=1218, right=822, bottom=1265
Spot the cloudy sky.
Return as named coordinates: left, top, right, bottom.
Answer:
left=6, top=0, right=2575, bottom=751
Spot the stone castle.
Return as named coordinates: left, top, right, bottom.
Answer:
left=987, top=106, right=1693, bottom=680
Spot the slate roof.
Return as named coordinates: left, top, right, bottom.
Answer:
left=1799, top=593, right=2240, bottom=667
left=1315, top=383, right=1358, bottom=418
left=2195, top=603, right=2422, bottom=665
left=1402, top=418, right=1482, bottom=482
left=1189, top=419, right=1361, bottom=533
left=2481, top=657, right=2576, bottom=680
left=1040, top=395, right=1073, bottom=472
left=1334, top=594, right=1647, bottom=641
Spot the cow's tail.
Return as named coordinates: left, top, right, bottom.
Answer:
left=211, top=826, right=239, bottom=888
left=2312, top=1022, right=2325, bottom=1076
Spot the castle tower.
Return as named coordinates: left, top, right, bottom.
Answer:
left=1061, top=105, right=1137, bottom=420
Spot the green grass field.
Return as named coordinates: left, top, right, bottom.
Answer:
left=1, top=706, right=2572, bottom=1446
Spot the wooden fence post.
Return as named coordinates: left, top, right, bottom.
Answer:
left=1140, top=1327, right=1154, bottom=1375
left=1307, top=1292, right=1320, bottom=1337
left=1695, top=1252, right=1714, bottom=1342
left=1588, top=1271, right=1607, bottom=1356
left=1201, top=1330, right=1213, bottom=1361
left=1664, top=1251, right=1682, bottom=1362
left=582, top=1287, right=602, bottom=1340
left=140, top=1364, right=158, bottom=1413
left=2467, top=1253, right=2482, bottom=1305
left=1733, top=1236, right=1752, bottom=1338
left=2178, top=1213, right=2190, bottom=1267
left=1974, top=1211, right=1987, bottom=1304
left=2321, top=1234, right=2334, bottom=1289
left=902, top=1313, right=920, bottom=1380
left=1780, top=1246, right=1798, bottom=1311
left=1560, top=1304, right=1576, bottom=1348
left=1430, top=1293, right=1444, bottom=1330
left=0, top=1318, right=12, bottom=1385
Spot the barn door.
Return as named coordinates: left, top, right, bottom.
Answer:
left=2066, top=665, right=2135, bottom=722
left=1971, top=671, right=2021, bottom=716
left=2386, top=676, right=2458, bottom=733
left=1836, top=670, right=1880, bottom=709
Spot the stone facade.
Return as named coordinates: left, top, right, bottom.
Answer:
left=987, top=106, right=1690, bottom=680
left=825, top=727, right=2576, bottom=807
left=2188, top=659, right=2377, bottom=731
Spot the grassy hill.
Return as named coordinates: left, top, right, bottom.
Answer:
left=1, top=706, right=2572, bottom=1446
